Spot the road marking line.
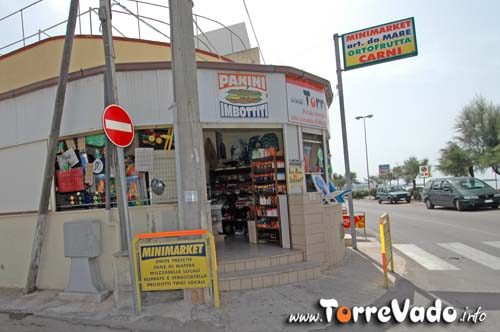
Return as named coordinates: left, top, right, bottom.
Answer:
left=438, top=242, right=500, bottom=270
left=484, top=241, right=500, bottom=249
left=105, top=119, right=132, bottom=132
left=393, top=244, right=459, bottom=270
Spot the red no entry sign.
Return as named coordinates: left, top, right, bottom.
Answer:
left=102, top=104, right=135, bottom=147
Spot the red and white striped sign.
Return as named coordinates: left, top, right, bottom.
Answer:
left=102, top=104, right=134, bottom=147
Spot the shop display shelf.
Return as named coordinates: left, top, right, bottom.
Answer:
left=254, top=179, right=279, bottom=185
left=255, top=191, right=286, bottom=195
left=214, top=180, right=250, bottom=185
left=212, top=166, right=251, bottom=172
left=253, top=167, right=275, bottom=175
left=251, top=155, right=284, bottom=163
left=256, top=226, right=280, bottom=230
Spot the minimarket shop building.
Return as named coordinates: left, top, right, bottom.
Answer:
left=0, top=36, right=345, bottom=293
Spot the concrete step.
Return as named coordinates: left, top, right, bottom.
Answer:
left=217, top=250, right=304, bottom=273
left=218, top=261, right=321, bottom=291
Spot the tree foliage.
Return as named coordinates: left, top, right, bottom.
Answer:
left=402, top=156, right=429, bottom=183
left=436, top=142, right=471, bottom=176
left=331, top=172, right=359, bottom=188
left=449, top=96, right=500, bottom=175
left=350, top=171, right=359, bottom=184
left=369, top=175, right=383, bottom=185
left=331, top=173, right=345, bottom=189
left=392, top=166, right=404, bottom=184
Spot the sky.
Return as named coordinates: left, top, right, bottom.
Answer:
left=1, top=0, right=500, bottom=183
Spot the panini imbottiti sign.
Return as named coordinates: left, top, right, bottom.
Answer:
left=217, top=72, right=269, bottom=119
left=342, top=17, right=418, bottom=71
left=138, top=239, right=210, bottom=291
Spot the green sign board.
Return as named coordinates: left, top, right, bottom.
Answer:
left=342, top=17, right=418, bottom=70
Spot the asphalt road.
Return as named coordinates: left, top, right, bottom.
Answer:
left=350, top=199, right=500, bottom=330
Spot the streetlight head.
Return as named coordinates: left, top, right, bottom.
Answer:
left=366, top=114, right=374, bottom=118
left=355, top=116, right=363, bottom=120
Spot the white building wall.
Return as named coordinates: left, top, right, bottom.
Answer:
left=61, top=74, right=105, bottom=137
left=0, top=71, right=176, bottom=149
left=0, top=69, right=301, bottom=149
left=0, top=87, right=54, bottom=149
left=0, top=68, right=329, bottom=213
left=285, top=124, right=301, bottom=161
left=0, top=140, right=47, bottom=213
left=116, top=70, right=174, bottom=126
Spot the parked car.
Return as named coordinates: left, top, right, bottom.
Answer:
left=422, top=177, right=500, bottom=211
left=375, top=185, right=411, bottom=204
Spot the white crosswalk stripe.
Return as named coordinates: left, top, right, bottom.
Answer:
left=483, top=241, right=500, bottom=249
left=394, top=244, right=459, bottom=270
left=438, top=242, right=500, bottom=270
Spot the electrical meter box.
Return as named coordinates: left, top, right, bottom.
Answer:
left=64, top=219, right=101, bottom=258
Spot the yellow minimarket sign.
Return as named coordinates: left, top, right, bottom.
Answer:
left=138, top=239, right=210, bottom=291
left=342, top=17, right=418, bottom=71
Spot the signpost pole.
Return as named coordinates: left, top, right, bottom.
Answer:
left=25, top=0, right=79, bottom=294
left=116, top=147, right=139, bottom=314
left=362, top=117, right=371, bottom=198
left=169, top=0, right=207, bottom=304
left=334, top=33, right=357, bottom=250
left=99, top=0, right=127, bottom=250
left=99, top=0, right=139, bottom=314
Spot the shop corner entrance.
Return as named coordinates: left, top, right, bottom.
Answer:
left=203, top=128, right=290, bottom=248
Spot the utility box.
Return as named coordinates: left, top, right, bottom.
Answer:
left=61, top=219, right=110, bottom=302
left=64, top=219, right=101, bottom=257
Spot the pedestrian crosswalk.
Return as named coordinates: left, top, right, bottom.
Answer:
left=393, top=244, right=460, bottom=270
left=484, top=241, right=500, bottom=249
left=438, top=242, right=500, bottom=270
left=392, top=240, right=500, bottom=271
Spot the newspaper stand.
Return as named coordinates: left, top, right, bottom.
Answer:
left=132, top=229, right=220, bottom=312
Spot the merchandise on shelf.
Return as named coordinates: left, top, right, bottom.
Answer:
left=209, top=165, right=253, bottom=235
left=251, top=149, right=287, bottom=244
left=55, top=128, right=175, bottom=211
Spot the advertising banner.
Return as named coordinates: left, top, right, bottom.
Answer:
left=379, top=164, right=391, bottom=176
left=288, top=159, right=304, bottom=191
left=217, top=72, right=269, bottom=119
left=342, top=17, right=418, bottom=70
left=286, top=75, right=328, bottom=128
left=138, top=239, right=210, bottom=291
left=343, top=213, right=366, bottom=229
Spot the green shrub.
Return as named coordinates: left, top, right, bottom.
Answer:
left=352, top=190, right=368, bottom=199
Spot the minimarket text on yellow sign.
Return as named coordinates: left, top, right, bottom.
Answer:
left=138, top=239, right=210, bottom=291
left=342, top=17, right=418, bottom=70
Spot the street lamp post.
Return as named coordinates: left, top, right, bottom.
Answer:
left=355, top=114, right=373, bottom=198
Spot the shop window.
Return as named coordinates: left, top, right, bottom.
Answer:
left=302, top=133, right=325, bottom=192
left=54, top=128, right=177, bottom=211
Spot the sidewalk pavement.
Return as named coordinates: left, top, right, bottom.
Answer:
left=0, top=236, right=408, bottom=332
